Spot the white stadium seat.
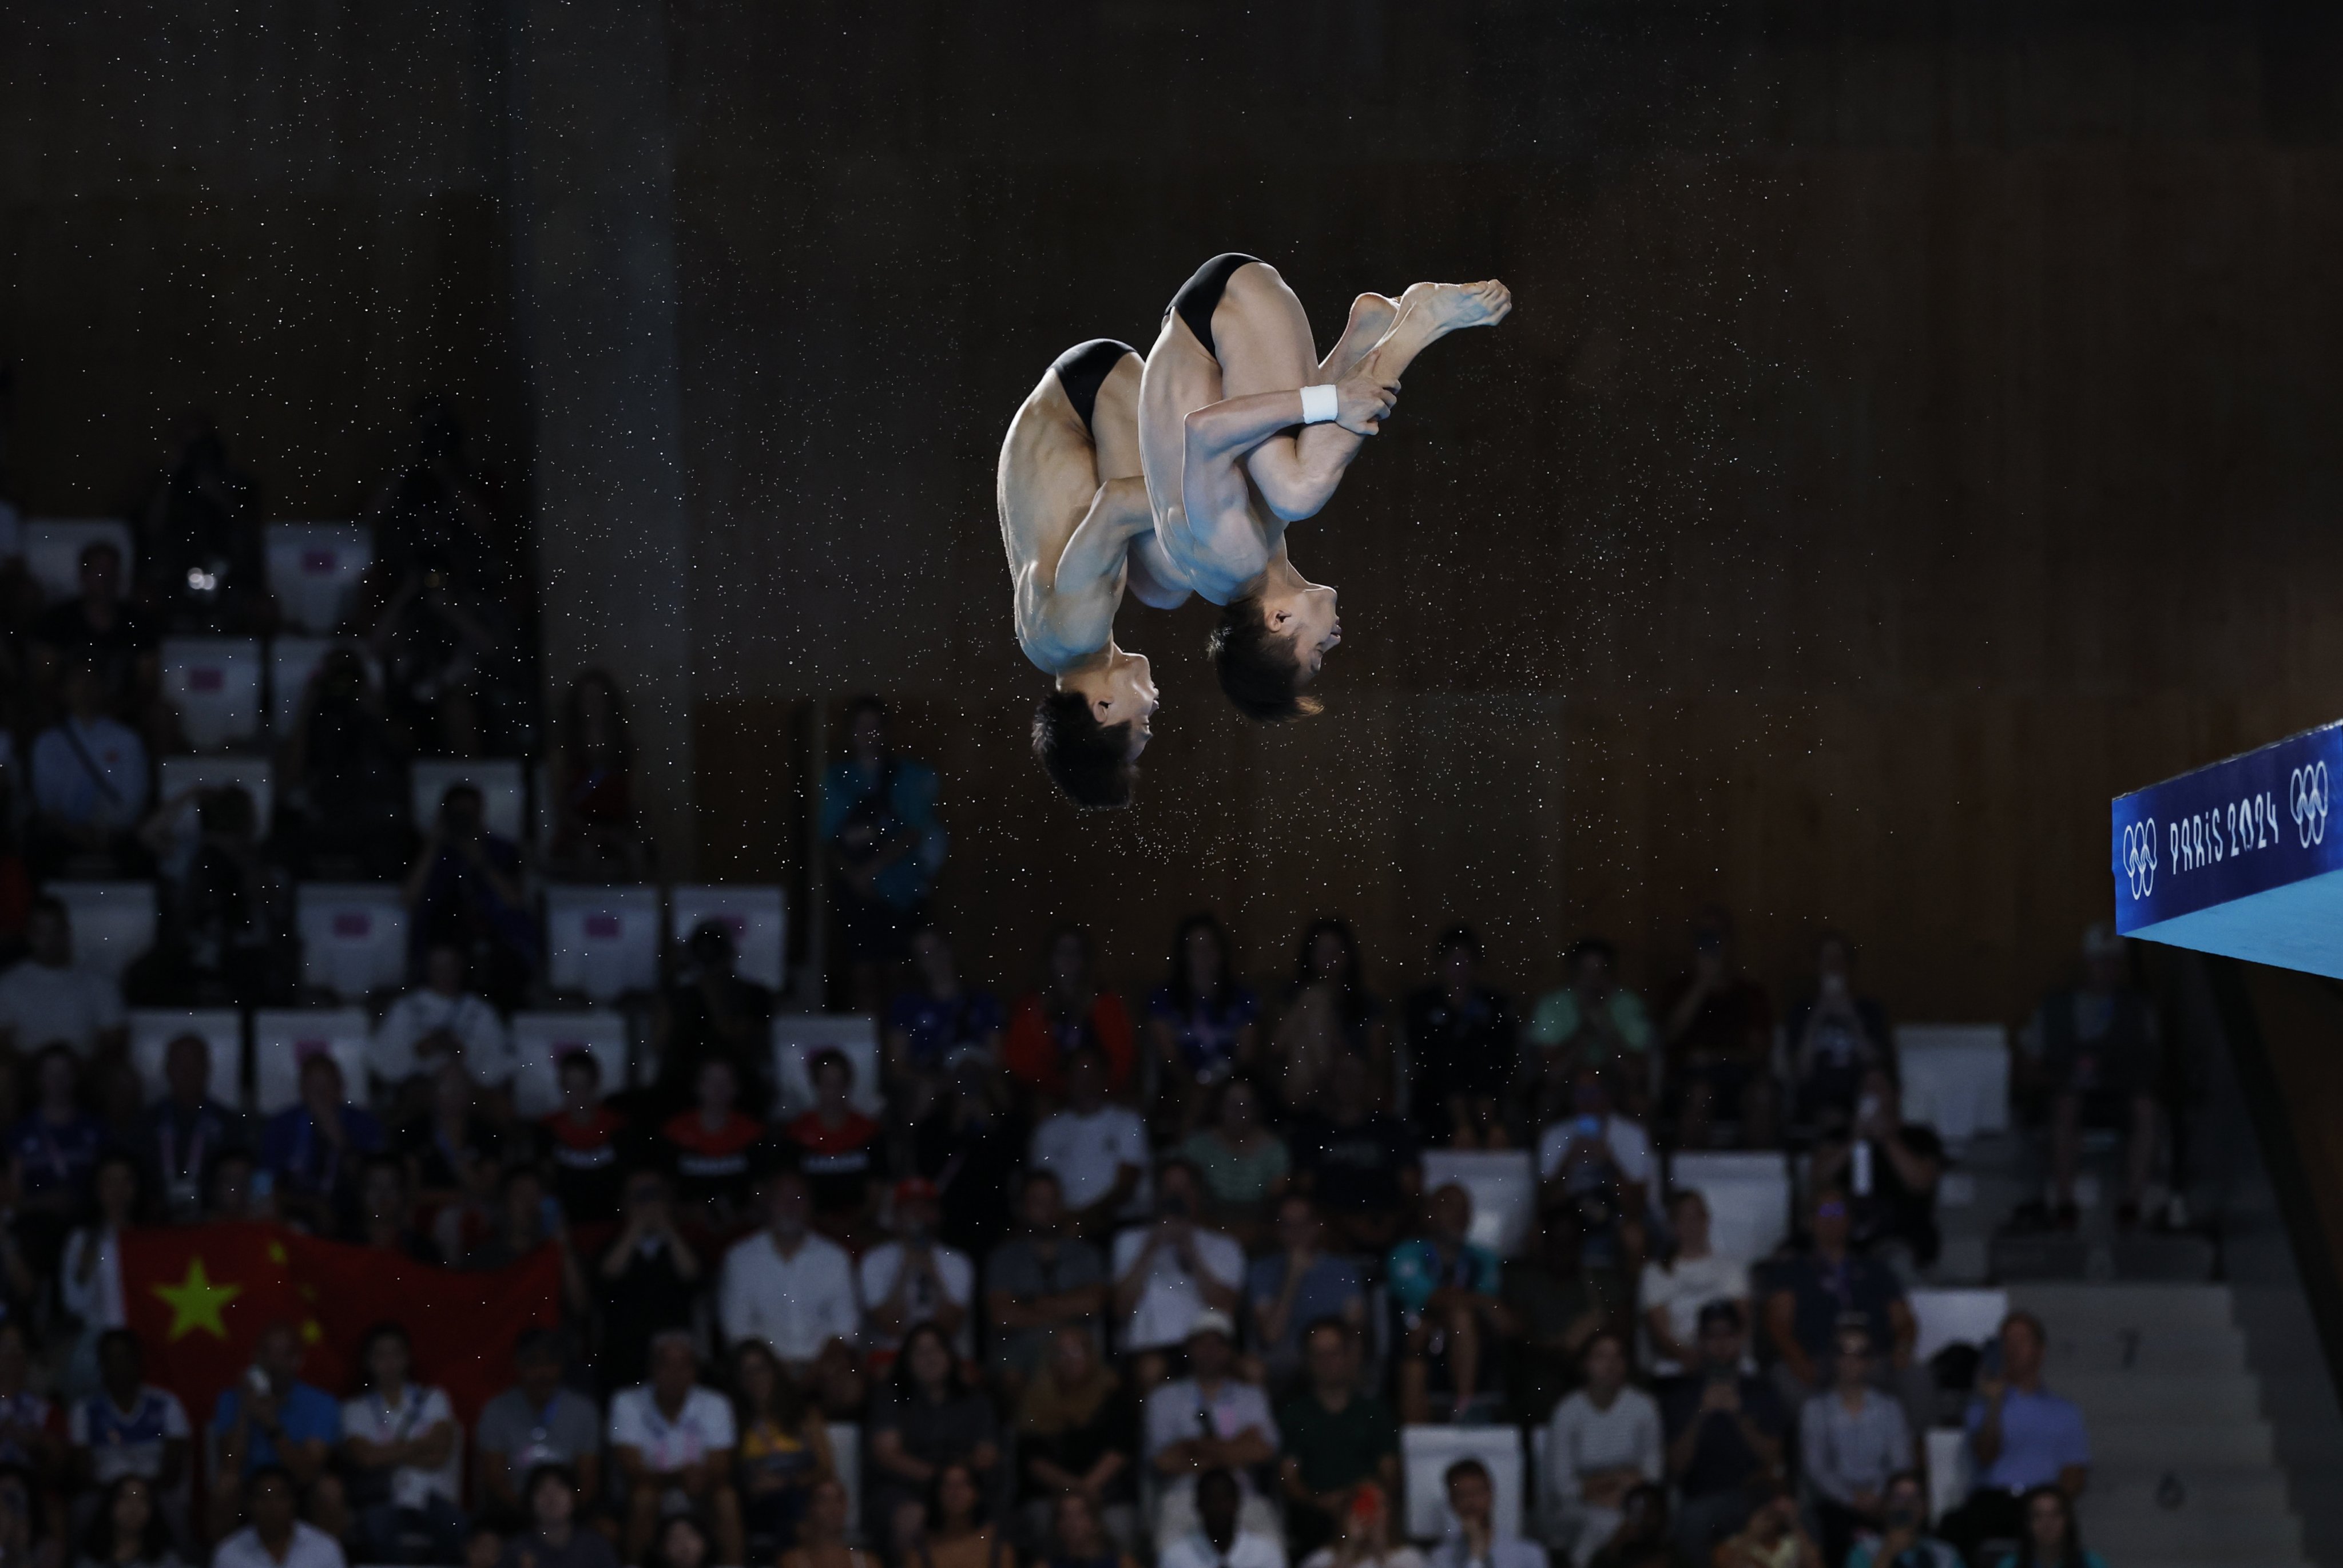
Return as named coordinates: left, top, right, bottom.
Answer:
left=509, top=1010, right=630, bottom=1117
left=1401, top=1425, right=1524, bottom=1543
left=128, top=1010, right=243, bottom=1105
left=1666, top=1151, right=1792, bottom=1262
left=411, top=758, right=527, bottom=842
left=1926, top=1427, right=1971, bottom=1524
left=1909, top=1287, right=2010, bottom=1366
left=252, top=1009, right=372, bottom=1115
left=264, top=523, right=372, bottom=634
left=1896, top=1024, right=2011, bottom=1142
left=772, top=1015, right=882, bottom=1117
left=268, top=637, right=386, bottom=732
left=157, top=756, right=275, bottom=828
left=669, top=884, right=788, bottom=991
left=22, top=519, right=133, bottom=603
left=544, top=886, right=661, bottom=1002
left=1420, top=1150, right=1539, bottom=1258
left=295, top=883, right=408, bottom=1000
left=827, top=1424, right=861, bottom=1543
left=160, top=637, right=263, bottom=751
left=47, top=881, right=155, bottom=984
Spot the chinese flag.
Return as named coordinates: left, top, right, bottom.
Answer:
left=121, top=1224, right=560, bottom=1431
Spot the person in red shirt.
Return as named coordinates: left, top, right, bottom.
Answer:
left=660, top=1057, right=767, bottom=1230
left=782, top=1049, right=883, bottom=1244
left=1005, top=926, right=1135, bottom=1106
left=539, top=1048, right=630, bottom=1224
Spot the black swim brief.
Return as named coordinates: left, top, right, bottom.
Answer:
left=1165, top=252, right=1261, bottom=362
left=1048, top=338, right=1136, bottom=436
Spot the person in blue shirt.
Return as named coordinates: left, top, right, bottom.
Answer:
left=1387, top=1184, right=1508, bottom=1423
left=69, top=1329, right=190, bottom=1494
left=258, top=1053, right=384, bottom=1235
left=212, top=1320, right=347, bottom=1538
left=823, top=697, right=946, bottom=1007
left=1146, top=914, right=1261, bottom=1136
left=1940, top=1313, right=2090, bottom=1565
left=8, top=1043, right=109, bottom=1275
left=884, top=925, right=1004, bottom=1125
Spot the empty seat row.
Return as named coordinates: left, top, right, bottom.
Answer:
left=161, top=634, right=375, bottom=749
left=22, top=518, right=372, bottom=634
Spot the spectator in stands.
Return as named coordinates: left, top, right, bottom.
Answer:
left=1147, top=914, right=1261, bottom=1136
left=1269, top=918, right=1389, bottom=1116
left=730, top=1340, right=835, bottom=1559
left=279, top=647, right=411, bottom=882
left=1843, top=1472, right=1960, bottom=1568
left=884, top=925, right=1004, bottom=1128
left=1248, top=1194, right=1365, bottom=1390
left=778, top=1475, right=864, bottom=1568
left=547, top=668, right=650, bottom=882
left=1014, top=1328, right=1136, bottom=1553
left=1638, top=1190, right=1749, bottom=1380
left=59, top=1154, right=140, bottom=1383
left=1008, top=928, right=1137, bottom=1105
left=655, top=920, right=775, bottom=1118
left=1939, top=1313, right=2090, bottom=1565
left=206, top=1150, right=265, bottom=1225
left=1535, top=1065, right=1653, bottom=1275
left=823, top=697, right=946, bottom=1009
left=0, top=898, right=126, bottom=1061
left=29, top=657, right=150, bottom=879
left=81, top=1473, right=177, bottom=1568
left=1145, top=1313, right=1278, bottom=1548
left=1988, top=1485, right=2104, bottom=1568
left=2024, top=924, right=2162, bottom=1231
left=1044, top=1491, right=1142, bottom=1568
left=1527, top=938, right=1654, bottom=1115
left=1286, top=1054, right=1420, bottom=1255
left=1809, top=1066, right=1944, bottom=1273
left=458, top=1169, right=591, bottom=1319
left=68, top=1331, right=188, bottom=1506
left=539, top=1050, right=628, bottom=1224
left=476, top=1330, right=603, bottom=1518
left=865, top=1323, right=999, bottom=1543
left=1660, top=908, right=1775, bottom=1150
left=720, top=1172, right=863, bottom=1418
left=404, top=783, right=536, bottom=1011
left=10, top=1045, right=109, bottom=1272
left=211, top=1323, right=347, bottom=1539
left=1161, top=1468, right=1282, bottom=1568
left=904, top=1461, right=998, bottom=1568
left=1276, top=1320, right=1399, bottom=1560
left=1180, top=1077, right=1289, bottom=1248
left=781, top=1050, right=882, bottom=1241
left=1503, top=1209, right=1619, bottom=1423
left=1786, top=932, right=1891, bottom=1134
left=401, top=1058, right=500, bottom=1220
left=138, top=415, right=268, bottom=636
left=861, top=1178, right=973, bottom=1364
left=1544, top=1332, right=1663, bottom=1565
left=1583, top=1484, right=1679, bottom=1568
left=661, top=1057, right=767, bottom=1230
left=611, top=1330, right=744, bottom=1565
left=912, top=1047, right=1030, bottom=1259
left=1713, top=1487, right=1821, bottom=1568
left=151, top=786, right=287, bottom=1010
left=513, top=1463, right=618, bottom=1568
left=1762, top=1189, right=1924, bottom=1424
left=341, top=1323, right=462, bottom=1565
left=0, top=1322, right=57, bottom=1499
left=1659, top=1303, right=1785, bottom=1559
left=649, top=1515, right=711, bottom=1568
left=258, top=1053, right=384, bottom=1236
left=986, top=1171, right=1108, bottom=1402
left=1298, top=1483, right=1416, bottom=1568
left=356, top=1156, right=446, bottom=1272
left=370, top=943, right=513, bottom=1107
left=211, top=1466, right=347, bottom=1568
left=597, top=1170, right=702, bottom=1394
left=1113, top=1160, right=1243, bottom=1387
left=1426, top=1459, right=1542, bottom=1568
left=1798, top=1321, right=1912, bottom=1568
left=1030, top=1047, right=1149, bottom=1241
left=31, top=541, right=156, bottom=729
left=1403, top=926, right=1519, bottom=1149
left=1389, top=1183, right=1511, bottom=1424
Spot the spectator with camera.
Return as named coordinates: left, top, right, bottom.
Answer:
left=1111, top=1161, right=1242, bottom=1389
left=1659, top=1302, right=1786, bottom=1559
left=1535, top=1066, right=1652, bottom=1276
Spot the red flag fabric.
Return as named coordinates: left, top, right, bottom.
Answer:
left=120, top=1224, right=559, bottom=1431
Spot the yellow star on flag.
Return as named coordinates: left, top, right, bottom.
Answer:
left=152, top=1257, right=243, bottom=1341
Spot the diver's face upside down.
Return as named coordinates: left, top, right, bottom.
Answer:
left=1087, top=644, right=1158, bottom=756
left=1269, top=581, right=1342, bottom=680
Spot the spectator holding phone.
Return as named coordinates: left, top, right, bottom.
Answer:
left=1844, top=1472, right=1961, bottom=1568
left=1659, top=1303, right=1785, bottom=1560
left=1111, top=1162, right=1242, bottom=1388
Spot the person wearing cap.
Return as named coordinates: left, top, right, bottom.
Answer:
left=1762, top=1188, right=1926, bottom=1430
left=1113, top=1160, right=1244, bottom=1387
left=986, top=1170, right=1109, bottom=1402
left=1145, top=1312, right=1280, bottom=1550
left=1426, top=1458, right=1542, bottom=1568
left=1298, top=1482, right=1420, bottom=1568
left=1159, top=1468, right=1286, bottom=1568
left=2020, top=923, right=2162, bottom=1231
left=1658, top=1301, right=1785, bottom=1559
left=1797, top=1319, right=1912, bottom=1568
left=859, top=1177, right=975, bottom=1365
left=1276, top=1320, right=1399, bottom=1561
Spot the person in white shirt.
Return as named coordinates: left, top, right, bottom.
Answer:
left=30, top=658, right=150, bottom=870
left=368, top=943, right=514, bottom=1093
left=1638, top=1189, right=1750, bottom=1377
left=609, top=1331, right=744, bottom=1566
left=211, top=1466, right=348, bottom=1568
left=1030, top=1047, right=1151, bottom=1236
left=1543, top=1332, right=1663, bottom=1561
left=340, top=1324, right=462, bottom=1565
left=60, top=1153, right=139, bottom=1385
left=1112, top=1160, right=1244, bottom=1385
left=0, top=896, right=126, bottom=1058
left=720, top=1172, right=863, bottom=1404
left=1425, top=1459, right=1543, bottom=1568
left=1535, top=1067, right=1654, bottom=1271
left=1145, top=1312, right=1280, bottom=1549
left=1298, top=1482, right=1423, bottom=1568
left=859, top=1177, right=975, bottom=1361
left=1159, top=1468, right=1286, bottom=1568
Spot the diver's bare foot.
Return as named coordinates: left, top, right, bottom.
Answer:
left=1395, top=278, right=1512, bottom=334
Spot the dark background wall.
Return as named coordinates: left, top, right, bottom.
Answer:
left=11, top=1, right=2343, bottom=1021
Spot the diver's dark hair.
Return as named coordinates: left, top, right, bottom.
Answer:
left=1208, top=594, right=1321, bottom=722
left=1033, top=690, right=1135, bottom=809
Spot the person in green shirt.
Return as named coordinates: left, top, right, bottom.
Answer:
left=1277, top=1321, right=1400, bottom=1561
left=1528, top=939, right=1654, bottom=1118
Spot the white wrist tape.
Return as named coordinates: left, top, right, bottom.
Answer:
left=1299, top=383, right=1340, bottom=425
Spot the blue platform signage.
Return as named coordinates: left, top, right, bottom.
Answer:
left=2112, top=719, right=2343, bottom=978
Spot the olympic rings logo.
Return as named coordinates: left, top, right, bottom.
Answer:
left=2121, top=819, right=2158, bottom=900
left=2292, top=762, right=2329, bottom=848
